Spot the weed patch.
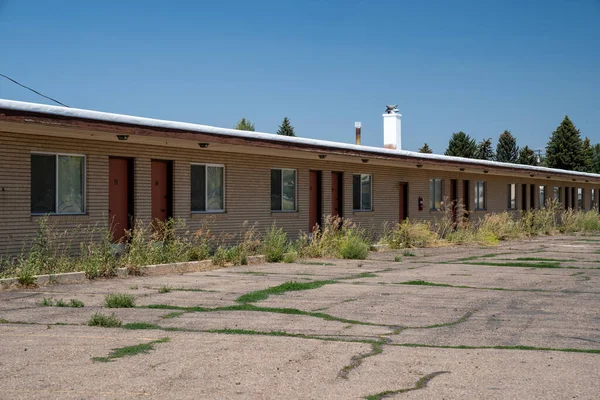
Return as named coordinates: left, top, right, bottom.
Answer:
left=88, top=312, right=122, bottom=328
left=160, top=312, right=185, bottom=319
left=236, top=280, right=337, bottom=303
left=122, top=322, right=161, bottom=330
left=364, top=371, right=450, bottom=399
left=158, top=285, right=172, bottom=293
left=105, top=293, right=136, bottom=308
left=92, top=338, right=170, bottom=362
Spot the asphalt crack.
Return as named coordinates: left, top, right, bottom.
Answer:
left=364, top=371, right=450, bottom=399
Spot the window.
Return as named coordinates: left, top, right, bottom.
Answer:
left=577, top=188, right=583, bottom=210
left=191, top=164, right=224, bottom=212
left=474, top=181, right=486, bottom=210
left=429, top=179, right=443, bottom=210
left=592, top=189, right=596, bottom=211
left=31, top=154, right=85, bottom=214
left=507, top=184, right=516, bottom=209
left=553, top=187, right=560, bottom=202
left=352, top=174, right=372, bottom=211
left=271, top=169, right=296, bottom=211
left=539, top=186, right=546, bottom=208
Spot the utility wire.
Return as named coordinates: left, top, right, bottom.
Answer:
left=0, top=73, right=69, bottom=107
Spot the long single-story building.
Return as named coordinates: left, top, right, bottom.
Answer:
left=1, top=99, right=599, bottom=257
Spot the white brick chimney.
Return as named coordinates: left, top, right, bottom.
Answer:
left=383, top=105, right=402, bottom=150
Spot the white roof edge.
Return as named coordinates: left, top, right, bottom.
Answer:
left=1, top=98, right=599, bottom=180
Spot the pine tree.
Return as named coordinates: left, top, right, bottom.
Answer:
left=476, top=138, right=495, bottom=160
left=235, top=118, right=255, bottom=131
left=582, top=137, right=593, bottom=173
left=496, top=130, right=519, bottom=163
left=444, top=131, right=477, bottom=158
left=276, top=117, right=296, bottom=136
left=419, top=143, right=433, bottom=153
left=592, top=144, right=600, bottom=174
left=545, top=116, right=584, bottom=171
left=517, top=145, right=537, bottom=165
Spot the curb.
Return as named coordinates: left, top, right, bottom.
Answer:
left=0, top=255, right=266, bottom=290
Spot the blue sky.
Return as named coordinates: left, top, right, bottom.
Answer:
left=1, top=0, right=598, bottom=152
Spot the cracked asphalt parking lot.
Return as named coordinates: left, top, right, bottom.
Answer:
left=1, top=235, right=599, bottom=399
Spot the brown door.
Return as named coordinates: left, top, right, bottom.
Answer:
left=309, top=171, right=322, bottom=231
left=109, top=158, right=130, bottom=241
left=331, top=171, right=342, bottom=218
left=399, top=182, right=408, bottom=222
left=151, top=160, right=170, bottom=223
left=450, top=179, right=457, bottom=223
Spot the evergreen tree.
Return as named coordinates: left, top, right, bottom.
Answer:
left=235, top=118, right=255, bottom=131
left=418, top=143, right=433, bottom=154
left=591, top=144, right=600, bottom=174
left=476, top=138, right=495, bottom=160
left=276, top=117, right=296, bottom=136
left=517, top=145, right=538, bottom=165
left=444, top=131, right=477, bottom=158
left=582, top=137, right=593, bottom=173
left=545, top=116, right=584, bottom=171
left=496, top=130, right=519, bottom=163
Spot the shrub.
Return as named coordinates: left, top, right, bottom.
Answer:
left=386, top=219, right=437, bottom=249
left=227, top=245, right=248, bottom=266
left=212, top=246, right=228, bottom=267
left=41, top=297, right=53, bottom=306
left=17, top=266, right=36, bottom=286
left=394, top=255, right=402, bottom=262
left=283, top=251, right=297, bottom=263
left=88, top=312, right=122, bottom=328
left=261, top=224, right=289, bottom=263
left=337, top=232, right=370, bottom=259
left=105, top=293, right=135, bottom=308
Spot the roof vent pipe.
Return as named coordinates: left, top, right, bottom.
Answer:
left=383, top=105, right=401, bottom=150
left=355, top=122, right=362, bottom=145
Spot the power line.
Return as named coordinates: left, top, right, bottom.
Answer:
left=0, top=73, right=69, bottom=107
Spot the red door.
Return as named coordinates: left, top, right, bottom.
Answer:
left=151, top=160, right=169, bottom=223
left=331, top=172, right=341, bottom=217
left=109, top=158, right=129, bottom=241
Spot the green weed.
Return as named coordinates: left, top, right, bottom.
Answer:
left=105, top=293, right=136, bottom=308
left=236, top=280, right=337, bottom=303
left=88, top=312, right=122, bottom=328
left=92, top=337, right=170, bottom=362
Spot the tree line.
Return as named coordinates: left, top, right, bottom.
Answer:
left=234, top=117, right=296, bottom=136
left=419, top=116, right=600, bottom=173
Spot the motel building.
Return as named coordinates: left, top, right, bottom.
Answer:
left=1, top=99, right=599, bottom=257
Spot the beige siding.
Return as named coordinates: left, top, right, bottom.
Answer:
left=1, top=130, right=600, bottom=257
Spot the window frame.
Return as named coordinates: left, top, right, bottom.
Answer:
left=271, top=168, right=297, bottom=212
left=474, top=181, right=486, bottom=211
left=352, top=173, right=373, bottom=212
left=30, top=152, right=86, bottom=216
left=577, top=188, right=583, bottom=210
left=190, top=163, right=226, bottom=213
left=507, top=183, right=516, bottom=210
left=429, top=178, right=444, bottom=211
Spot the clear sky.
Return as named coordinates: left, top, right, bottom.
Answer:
left=1, top=0, right=598, bottom=152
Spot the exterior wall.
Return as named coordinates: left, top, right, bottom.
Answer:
left=2, top=130, right=600, bottom=257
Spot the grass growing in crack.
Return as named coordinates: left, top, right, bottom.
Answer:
left=394, top=256, right=402, bottom=262
left=516, top=257, right=576, bottom=262
left=402, top=250, right=416, bottom=257
left=392, top=343, right=600, bottom=354
left=105, top=293, right=136, bottom=308
left=298, top=261, right=336, bottom=266
left=236, top=280, right=337, bottom=303
left=339, top=342, right=383, bottom=379
left=160, top=311, right=185, bottom=319
left=364, top=371, right=450, bottom=399
left=397, top=280, right=454, bottom=287
left=158, top=285, right=172, bottom=293
left=143, top=303, right=384, bottom=327
left=463, top=261, right=565, bottom=269
left=122, top=322, right=162, bottom=330
left=417, top=311, right=474, bottom=329
left=92, top=337, right=170, bottom=362
left=339, top=272, right=378, bottom=280
left=88, top=312, right=122, bottom=328
left=40, top=298, right=84, bottom=307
